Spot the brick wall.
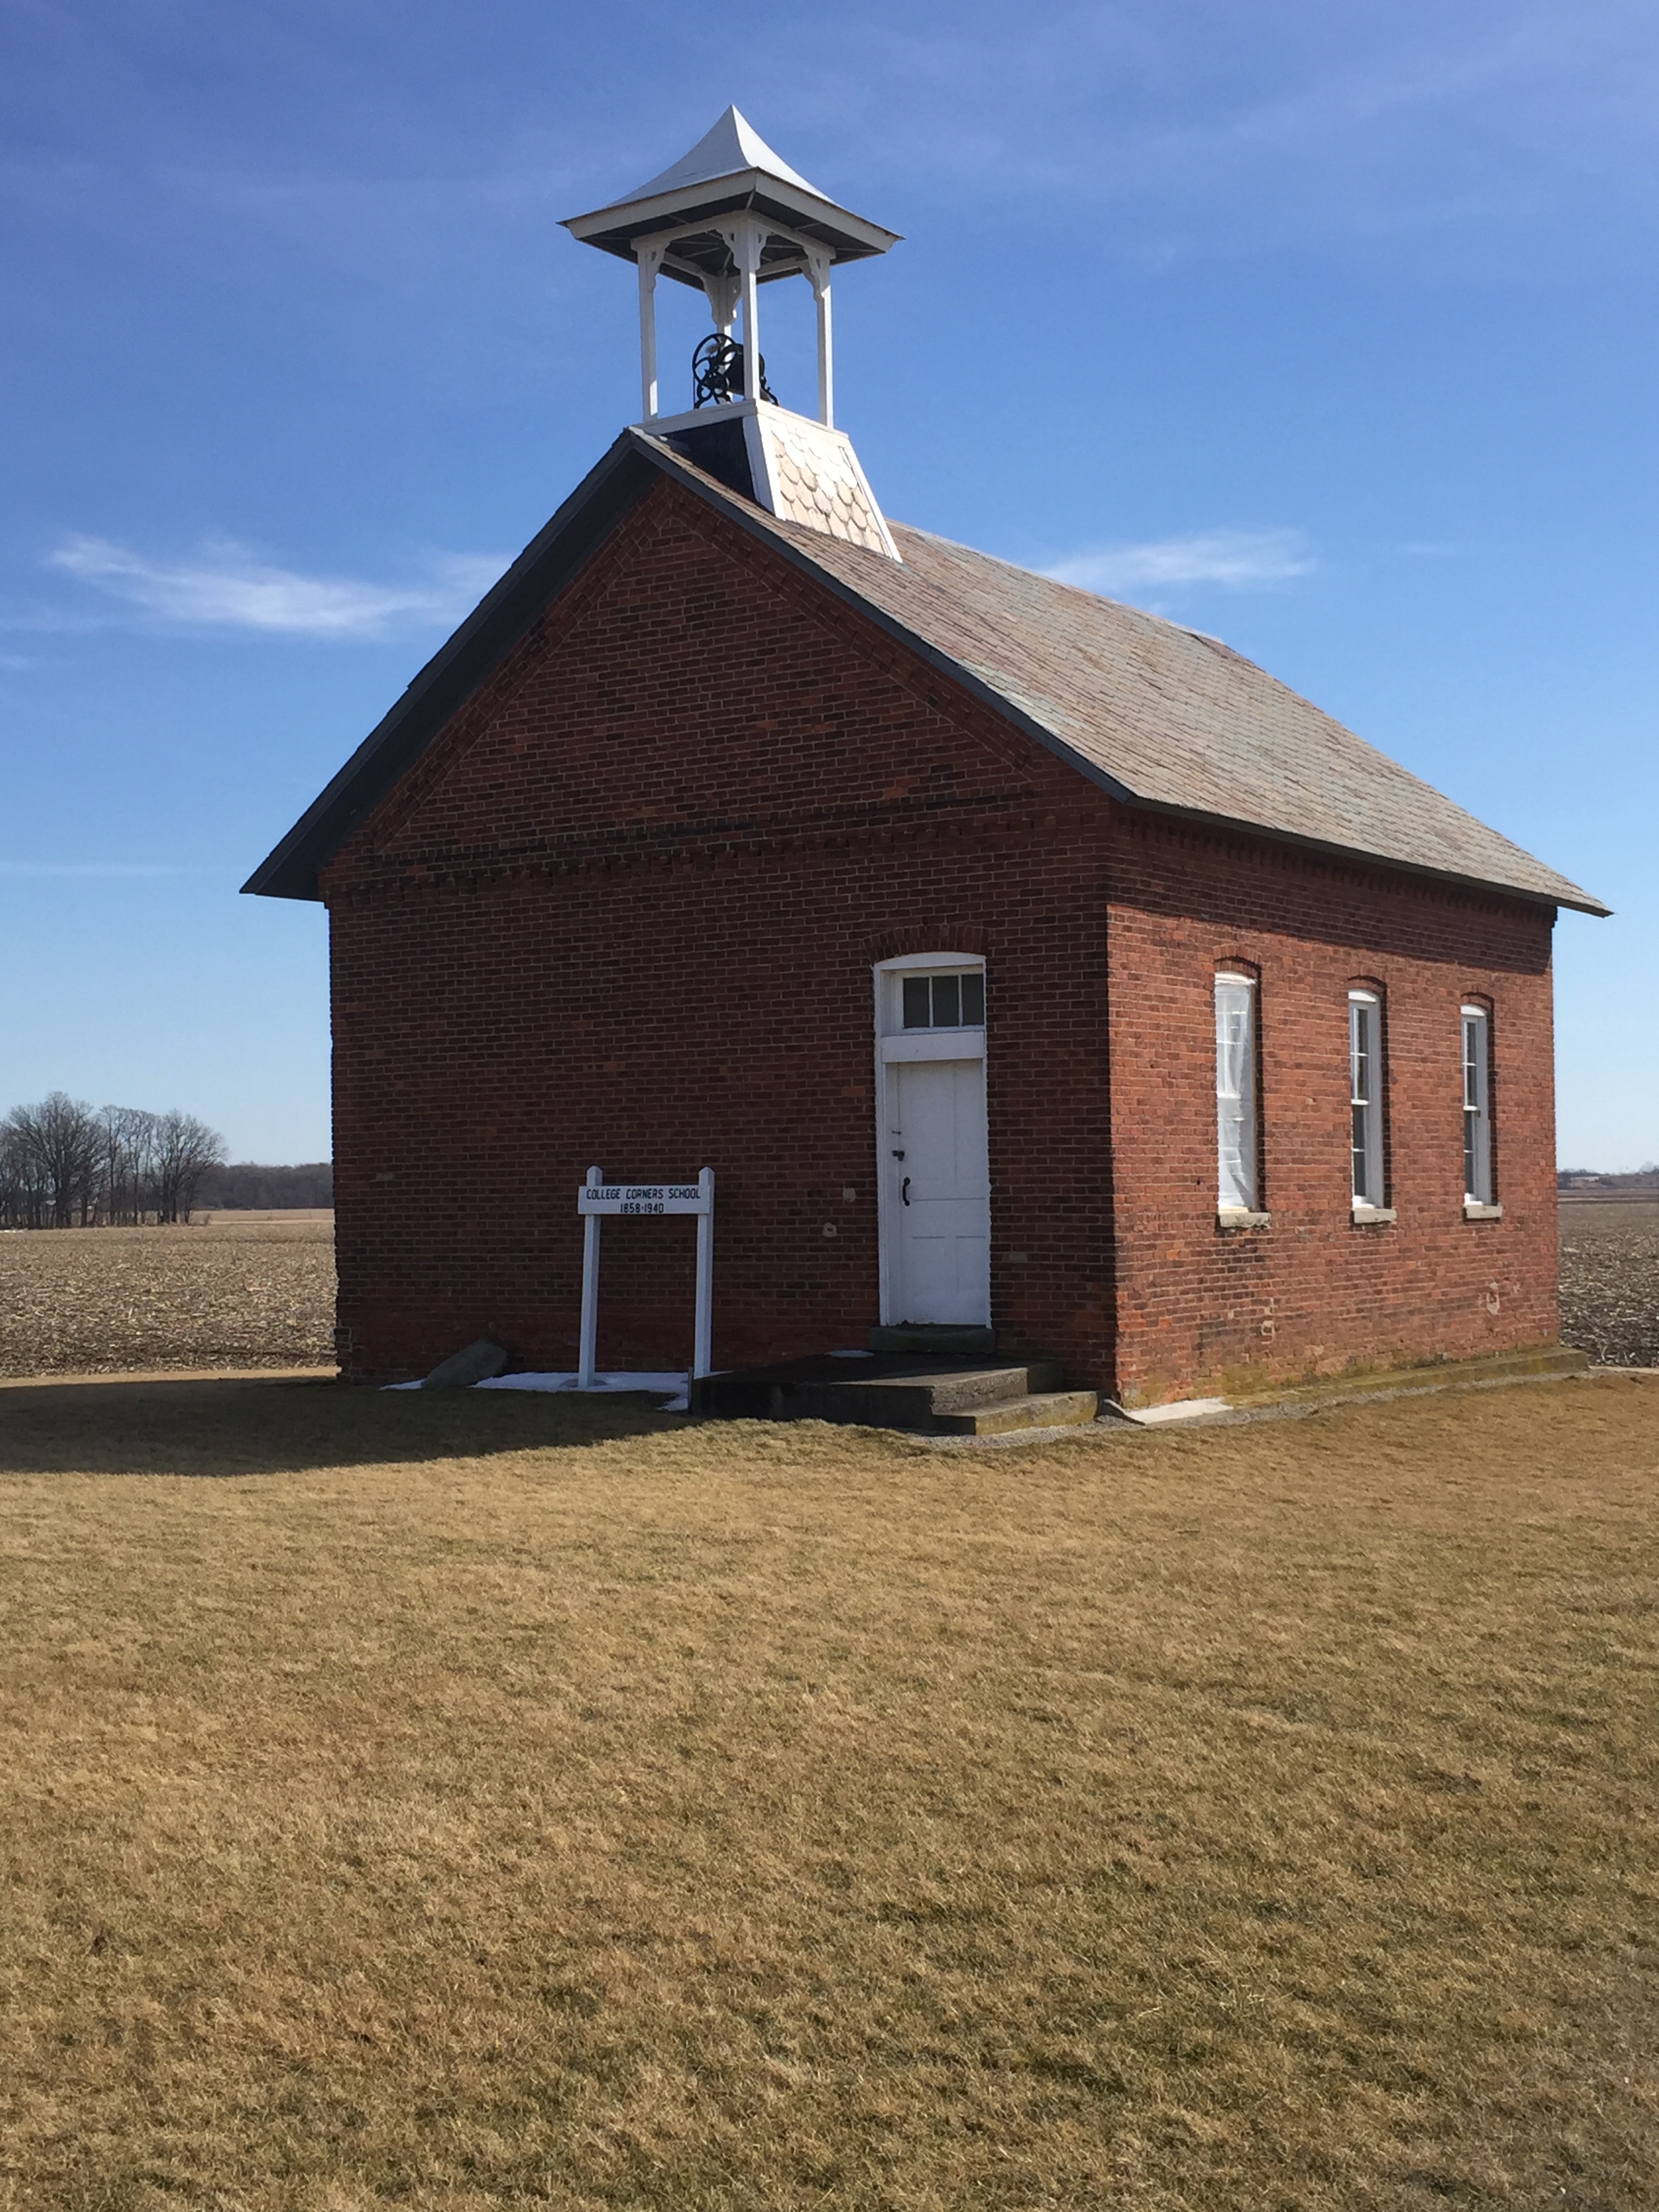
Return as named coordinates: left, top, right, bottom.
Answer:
left=323, top=476, right=1118, bottom=1384
left=1104, top=812, right=1559, bottom=1404
left=320, top=471, right=1561, bottom=1398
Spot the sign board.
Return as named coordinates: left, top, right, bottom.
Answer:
left=577, top=1183, right=710, bottom=1216
left=576, top=1165, right=715, bottom=1389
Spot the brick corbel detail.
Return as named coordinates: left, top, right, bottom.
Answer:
left=865, top=923, right=991, bottom=963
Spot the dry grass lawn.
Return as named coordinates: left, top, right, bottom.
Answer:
left=1, top=1374, right=1656, bottom=2209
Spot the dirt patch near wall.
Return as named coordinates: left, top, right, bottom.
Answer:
left=0, top=1217, right=335, bottom=1376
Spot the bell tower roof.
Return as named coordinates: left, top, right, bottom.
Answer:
left=621, top=106, right=822, bottom=206
left=562, top=106, right=901, bottom=280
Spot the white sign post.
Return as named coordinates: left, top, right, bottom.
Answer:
left=576, top=1167, right=715, bottom=1390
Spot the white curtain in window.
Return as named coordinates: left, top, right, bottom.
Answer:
left=1462, top=1007, right=1493, bottom=1203
left=1215, top=976, right=1257, bottom=1212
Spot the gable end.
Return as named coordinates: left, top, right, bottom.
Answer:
left=242, top=438, right=657, bottom=901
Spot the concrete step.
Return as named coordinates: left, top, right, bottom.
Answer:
left=933, top=1389, right=1099, bottom=1437
left=869, top=1324, right=996, bottom=1355
left=789, top=1359, right=1065, bottom=1431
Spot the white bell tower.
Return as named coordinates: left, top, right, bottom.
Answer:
left=562, top=110, right=903, bottom=560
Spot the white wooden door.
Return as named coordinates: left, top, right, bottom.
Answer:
left=888, top=1057, right=990, bottom=1324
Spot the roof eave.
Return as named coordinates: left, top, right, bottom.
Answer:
left=1107, top=794, right=1610, bottom=918
left=561, top=176, right=901, bottom=264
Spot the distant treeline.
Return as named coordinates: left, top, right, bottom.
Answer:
left=2, top=1093, right=227, bottom=1229
left=199, top=1161, right=333, bottom=1210
left=1559, top=1167, right=1659, bottom=1189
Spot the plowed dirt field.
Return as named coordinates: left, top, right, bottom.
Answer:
left=1, top=1204, right=1655, bottom=1379
left=0, top=1216, right=335, bottom=1376
left=1559, top=1198, right=1659, bottom=1367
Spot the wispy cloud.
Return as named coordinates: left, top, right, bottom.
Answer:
left=48, top=535, right=508, bottom=640
left=0, top=861, right=205, bottom=879
left=1046, top=528, right=1316, bottom=598
left=796, top=0, right=1659, bottom=272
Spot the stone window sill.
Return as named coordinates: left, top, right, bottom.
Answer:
left=1464, top=1201, right=1504, bottom=1221
left=1351, top=1205, right=1397, bottom=1226
left=1216, top=1210, right=1271, bottom=1231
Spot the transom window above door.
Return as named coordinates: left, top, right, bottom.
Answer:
left=902, top=971, right=985, bottom=1029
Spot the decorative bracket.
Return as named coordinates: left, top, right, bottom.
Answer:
left=701, top=270, right=741, bottom=337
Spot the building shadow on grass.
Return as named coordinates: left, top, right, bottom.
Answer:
left=0, top=1374, right=689, bottom=1479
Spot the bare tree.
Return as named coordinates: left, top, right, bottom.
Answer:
left=150, top=1110, right=227, bottom=1225
left=197, top=1160, right=333, bottom=1210
left=97, top=1105, right=159, bottom=1225
left=3, top=1094, right=102, bottom=1229
left=1, top=1097, right=228, bottom=1227
left=0, top=1120, right=49, bottom=1227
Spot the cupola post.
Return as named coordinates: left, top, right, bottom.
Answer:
left=805, top=245, right=834, bottom=427
left=716, top=216, right=766, bottom=415
left=636, top=239, right=668, bottom=421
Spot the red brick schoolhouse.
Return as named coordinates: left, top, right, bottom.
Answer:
left=247, top=112, right=1605, bottom=1408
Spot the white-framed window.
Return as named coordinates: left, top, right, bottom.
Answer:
left=1462, top=1005, right=1494, bottom=1205
left=1349, top=991, right=1385, bottom=1208
left=876, top=954, right=987, bottom=1046
left=900, top=968, right=985, bottom=1031
left=1215, top=972, right=1258, bottom=1213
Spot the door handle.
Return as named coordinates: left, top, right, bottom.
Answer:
left=901, top=1176, right=911, bottom=1206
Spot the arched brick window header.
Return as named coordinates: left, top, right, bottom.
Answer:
left=1214, top=954, right=1261, bottom=982
left=865, top=923, right=991, bottom=964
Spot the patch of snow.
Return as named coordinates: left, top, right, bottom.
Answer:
left=384, top=1370, right=689, bottom=1410
left=476, top=1371, right=689, bottom=1411
left=1127, top=1396, right=1230, bottom=1425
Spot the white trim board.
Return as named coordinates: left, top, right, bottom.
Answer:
left=880, top=1029, right=987, bottom=1063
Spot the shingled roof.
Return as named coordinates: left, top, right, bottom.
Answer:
left=245, top=429, right=1605, bottom=914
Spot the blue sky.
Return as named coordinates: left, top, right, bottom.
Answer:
left=2, top=0, right=1654, bottom=1166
